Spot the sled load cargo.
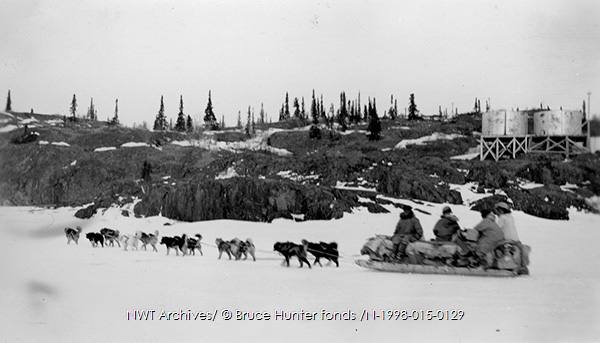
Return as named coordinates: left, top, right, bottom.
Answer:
left=357, top=234, right=531, bottom=277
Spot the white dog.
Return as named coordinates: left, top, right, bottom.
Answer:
left=119, top=234, right=139, bottom=251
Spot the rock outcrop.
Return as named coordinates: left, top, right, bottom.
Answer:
left=134, top=178, right=360, bottom=222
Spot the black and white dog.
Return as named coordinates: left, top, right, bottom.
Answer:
left=64, top=226, right=82, bottom=244
left=186, top=234, right=203, bottom=256
left=273, top=241, right=311, bottom=268
left=215, top=238, right=233, bottom=260
left=239, top=238, right=256, bottom=261
left=301, top=240, right=339, bottom=267
left=100, top=228, right=120, bottom=247
left=86, top=232, right=104, bottom=247
left=160, top=234, right=187, bottom=256
left=135, top=230, right=159, bottom=252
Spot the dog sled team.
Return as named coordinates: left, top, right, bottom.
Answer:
left=64, top=201, right=530, bottom=275
left=63, top=226, right=340, bottom=268
left=360, top=201, right=531, bottom=276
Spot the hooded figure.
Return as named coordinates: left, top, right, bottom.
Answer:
left=494, top=202, right=520, bottom=241
left=433, top=206, right=460, bottom=241
left=391, top=208, right=423, bottom=258
left=473, top=209, right=504, bottom=253
left=473, top=209, right=505, bottom=268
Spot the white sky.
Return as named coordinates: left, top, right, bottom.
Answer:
left=1, top=0, right=599, bottom=125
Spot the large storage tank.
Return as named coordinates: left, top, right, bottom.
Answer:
left=482, top=109, right=528, bottom=136
left=533, top=110, right=584, bottom=136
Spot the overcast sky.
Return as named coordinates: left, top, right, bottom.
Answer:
left=1, top=0, right=599, bottom=125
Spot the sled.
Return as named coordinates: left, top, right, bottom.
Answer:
left=358, top=235, right=530, bottom=277
left=355, top=258, right=519, bottom=277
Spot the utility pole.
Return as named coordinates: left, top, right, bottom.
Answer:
left=587, top=91, right=592, bottom=119
left=587, top=91, right=592, bottom=152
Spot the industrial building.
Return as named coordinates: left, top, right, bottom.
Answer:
left=480, top=108, right=594, bottom=161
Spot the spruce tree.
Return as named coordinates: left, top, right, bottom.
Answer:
left=153, top=96, right=167, bottom=131
left=186, top=115, right=193, bottom=132
left=388, top=94, right=397, bottom=120
left=320, top=95, right=325, bottom=119
left=357, top=92, right=362, bottom=121
left=237, top=110, right=242, bottom=128
left=279, top=104, right=285, bottom=121
left=221, top=115, right=225, bottom=130
left=87, top=97, right=97, bottom=121
left=293, top=97, right=300, bottom=119
left=260, top=103, right=265, bottom=124
left=311, top=90, right=318, bottom=124
left=301, top=97, right=305, bottom=121
left=5, top=90, right=12, bottom=112
left=373, top=98, right=378, bottom=118
left=203, top=90, right=218, bottom=130
left=110, top=98, right=119, bottom=125
left=245, top=106, right=251, bottom=136
left=284, top=92, right=290, bottom=119
left=408, top=93, right=419, bottom=120
left=175, top=95, right=187, bottom=131
left=368, top=99, right=382, bottom=140
left=338, top=92, right=348, bottom=131
left=70, top=94, right=77, bottom=119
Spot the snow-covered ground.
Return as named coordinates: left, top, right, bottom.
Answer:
left=0, top=124, right=19, bottom=133
left=1, top=200, right=599, bottom=342
left=171, top=127, right=304, bottom=156
left=394, top=132, right=464, bottom=150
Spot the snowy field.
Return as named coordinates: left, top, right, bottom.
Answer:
left=1, top=200, right=599, bottom=343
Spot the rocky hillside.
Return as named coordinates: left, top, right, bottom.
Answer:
left=1, top=110, right=598, bottom=221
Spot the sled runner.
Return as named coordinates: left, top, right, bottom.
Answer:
left=355, top=259, right=519, bottom=277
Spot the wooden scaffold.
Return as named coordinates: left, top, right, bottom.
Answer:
left=480, top=136, right=529, bottom=161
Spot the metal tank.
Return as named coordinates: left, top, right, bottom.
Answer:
left=482, top=109, right=528, bottom=136
left=533, top=110, right=584, bottom=136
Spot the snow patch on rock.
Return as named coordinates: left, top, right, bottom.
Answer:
left=215, top=167, right=240, bottom=180
left=394, top=132, right=464, bottom=149
left=94, top=147, right=117, bottom=152
left=0, top=124, right=19, bottom=133
left=121, top=142, right=151, bottom=148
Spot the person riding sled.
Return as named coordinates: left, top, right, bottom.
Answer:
left=391, top=207, right=423, bottom=259
left=433, top=206, right=460, bottom=242
left=493, top=201, right=529, bottom=274
left=494, top=201, right=519, bottom=242
left=473, top=209, right=505, bottom=268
